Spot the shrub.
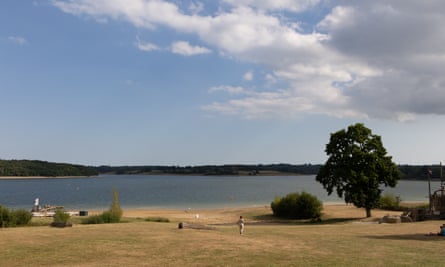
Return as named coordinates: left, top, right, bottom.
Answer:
left=82, top=214, right=104, bottom=224
left=53, top=208, right=70, bottom=224
left=10, top=209, right=33, bottom=226
left=0, top=205, right=11, bottom=227
left=82, top=188, right=123, bottom=225
left=0, top=206, right=32, bottom=227
left=109, top=188, right=122, bottom=222
left=271, top=191, right=323, bottom=220
left=101, top=210, right=121, bottom=223
left=379, top=193, right=402, bottom=210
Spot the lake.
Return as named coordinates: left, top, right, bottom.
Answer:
left=0, top=175, right=439, bottom=210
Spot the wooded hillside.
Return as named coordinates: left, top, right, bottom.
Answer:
left=96, top=164, right=442, bottom=179
left=0, top=159, right=441, bottom=180
left=0, top=160, right=98, bottom=177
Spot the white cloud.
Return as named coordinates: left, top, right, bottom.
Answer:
left=208, top=85, right=247, bottom=95
left=135, top=36, right=159, bottom=51
left=52, top=0, right=445, bottom=121
left=243, top=71, right=253, bottom=81
left=8, top=36, right=27, bottom=45
left=171, top=41, right=211, bottom=56
left=222, top=0, right=320, bottom=12
left=51, top=0, right=182, bottom=29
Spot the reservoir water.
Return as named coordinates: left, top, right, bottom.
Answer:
left=0, top=175, right=439, bottom=210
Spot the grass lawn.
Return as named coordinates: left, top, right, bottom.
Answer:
left=0, top=204, right=443, bottom=266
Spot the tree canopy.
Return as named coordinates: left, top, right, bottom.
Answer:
left=0, top=160, right=98, bottom=177
left=316, top=123, right=400, bottom=217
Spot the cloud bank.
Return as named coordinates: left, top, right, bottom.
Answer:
left=52, top=0, right=445, bottom=121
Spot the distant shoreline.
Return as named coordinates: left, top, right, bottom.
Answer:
left=0, top=176, right=95, bottom=180
left=0, top=173, right=439, bottom=181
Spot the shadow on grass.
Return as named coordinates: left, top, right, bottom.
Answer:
left=251, top=213, right=363, bottom=225
left=364, top=234, right=445, bottom=242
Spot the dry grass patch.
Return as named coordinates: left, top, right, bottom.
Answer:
left=0, top=204, right=444, bottom=266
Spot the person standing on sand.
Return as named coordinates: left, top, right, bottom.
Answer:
left=237, top=216, right=245, bottom=235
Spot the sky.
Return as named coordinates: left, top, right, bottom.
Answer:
left=1, top=0, right=445, bottom=166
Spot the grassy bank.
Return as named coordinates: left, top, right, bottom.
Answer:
left=0, top=205, right=443, bottom=266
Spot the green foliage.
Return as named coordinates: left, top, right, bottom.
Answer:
left=0, top=206, right=32, bottom=227
left=10, top=209, right=33, bottom=226
left=95, top=164, right=322, bottom=176
left=316, top=123, right=400, bottom=217
left=110, top=188, right=123, bottom=221
left=379, top=194, right=402, bottom=210
left=82, top=188, right=123, bottom=224
left=0, top=159, right=98, bottom=177
left=53, top=208, right=70, bottom=224
left=0, top=205, right=11, bottom=227
left=271, top=191, right=322, bottom=220
left=82, top=214, right=104, bottom=224
left=101, top=210, right=121, bottom=223
left=82, top=211, right=121, bottom=224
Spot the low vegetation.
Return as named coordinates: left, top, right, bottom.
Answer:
left=82, top=188, right=123, bottom=224
left=0, top=205, right=32, bottom=227
left=379, top=193, right=402, bottom=211
left=271, top=191, right=322, bottom=220
left=53, top=208, right=70, bottom=224
left=51, top=208, right=72, bottom=227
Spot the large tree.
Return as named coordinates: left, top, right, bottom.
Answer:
left=316, top=123, right=400, bottom=217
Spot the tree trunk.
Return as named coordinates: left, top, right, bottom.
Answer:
left=366, top=208, right=371, bottom=218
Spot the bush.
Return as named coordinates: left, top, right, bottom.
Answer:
left=0, top=205, right=11, bottom=227
left=101, top=210, right=121, bottom=223
left=82, top=214, right=104, bottom=224
left=0, top=206, right=32, bottom=227
left=271, top=191, right=323, bottom=220
left=379, top=194, right=402, bottom=210
left=53, top=208, right=70, bottom=224
left=82, top=211, right=121, bottom=224
left=10, top=209, right=33, bottom=226
left=82, top=188, right=123, bottom=225
left=109, top=188, right=122, bottom=222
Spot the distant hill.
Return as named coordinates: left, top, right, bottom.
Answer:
left=96, top=163, right=323, bottom=176
left=0, top=160, right=98, bottom=177
left=96, top=163, right=444, bottom=180
left=1, top=159, right=442, bottom=180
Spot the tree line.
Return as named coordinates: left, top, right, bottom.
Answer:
left=0, top=160, right=98, bottom=177
left=95, top=163, right=322, bottom=176
left=0, top=159, right=442, bottom=180
left=96, top=163, right=441, bottom=179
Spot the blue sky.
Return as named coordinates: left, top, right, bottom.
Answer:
left=1, top=0, right=445, bottom=166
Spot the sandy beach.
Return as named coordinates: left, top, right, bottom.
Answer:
left=119, top=203, right=404, bottom=225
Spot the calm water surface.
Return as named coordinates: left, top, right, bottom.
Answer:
left=0, top=175, right=439, bottom=210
